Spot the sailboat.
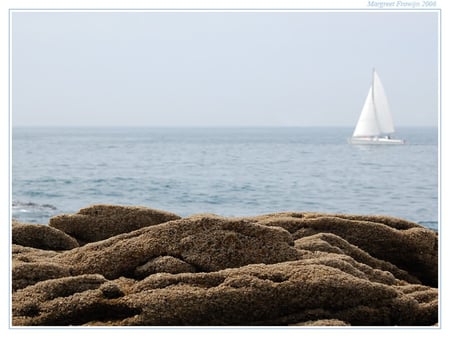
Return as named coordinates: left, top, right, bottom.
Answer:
left=349, top=69, right=405, bottom=145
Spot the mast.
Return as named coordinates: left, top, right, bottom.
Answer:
left=372, top=68, right=375, bottom=102
left=371, top=67, right=381, bottom=135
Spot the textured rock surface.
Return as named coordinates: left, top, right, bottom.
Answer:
left=12, top=222, right=79, bottom=250
left=244, top=212, right=438, bottom=287
left=11, top=205, right=439, bottom=326
left=135, top=256, right=197, bottom=278
left=49, top=204, right=181, bottom=244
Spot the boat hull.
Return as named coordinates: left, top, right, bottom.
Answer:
left=348, top=137, right=405, bottom=145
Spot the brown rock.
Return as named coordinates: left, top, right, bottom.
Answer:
left=12, top=222, right=79, bottom=250
left=49, top=204, right=181, bottom=243
left=12, top=261, right=70, bottom=291
left=246, top=213, right=438, bottom=287
left=12, top=274, right=134, bottom=326
left=12, top=258, right=438, bottom=326
left=53, top=215, right=299, bottom=279
left=135, top=255, right=196, bottom=278
left=294, top=233, right=420, bottom=284
left=119, top=260, right=437, bottom=326
left=100, top=281, right=125, bottom=299
left=10, top=206, right=439, bottom=326
left=12, top=244, right=59, bottom=263
left=13, top=274, right=107, bottom=313
left=246, top=212, right=422, bottom=231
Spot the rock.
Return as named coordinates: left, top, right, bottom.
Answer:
left=12, top=258, right=438, bottom=326
left=12, top=244, right=59, bottom=263
left=12, top=222, right=79, bottom=250
left=49, top=204, right=181, bottom=244
left=246, top=213, right=438, bottom=287
left=10, top=205, right=439, bottom=326
left=52, top=215, right=299, bottom=279
left=12, top=275, right=133, bottom=326
left=245, top=212, right=422, bottom=231
left=13, top=274, right=108, bottom=312
left=100, top=281, right=124, bottom=299
left=12, top=262, right=71, bottom=291
left=119, top=259, right=436, bottom=326
left=294, top=232, right=420, bottom=284
left=135, top=256, right=196, bottom=278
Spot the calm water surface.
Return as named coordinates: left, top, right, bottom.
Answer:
left=12, top=127, right=438, bottom=229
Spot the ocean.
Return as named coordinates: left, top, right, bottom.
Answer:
left=11, top=127, right=438, bottom=230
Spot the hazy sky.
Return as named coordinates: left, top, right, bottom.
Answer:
left=11, top=10, right=439, bottom=127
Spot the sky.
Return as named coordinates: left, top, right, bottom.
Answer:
left=11, top=10, right=439, bottom=127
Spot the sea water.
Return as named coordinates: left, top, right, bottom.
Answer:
left=11, top=127, right=438, bottom=230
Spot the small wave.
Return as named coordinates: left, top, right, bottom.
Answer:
left=417, top=221, right=438, bottom=231
left=25, top=191, right=64, bottom=198
left=12, top=200, right=60, bottom=224
left=12, top=200, right=57, bottom=210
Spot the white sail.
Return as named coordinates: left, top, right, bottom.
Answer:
left=352, top=87, right=381, bottom=137
left=372, top=71, right=395, bottom=134
left=349, top=69, right=404, bottom=145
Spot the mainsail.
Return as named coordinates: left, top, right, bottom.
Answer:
left=372, top=70, right=395, bottom=134
left=352, top=69, right=395, bottom=137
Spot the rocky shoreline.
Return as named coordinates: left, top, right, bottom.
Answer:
left=11, top=204, right=438, bottom=326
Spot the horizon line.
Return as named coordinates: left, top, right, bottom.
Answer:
left=11, top=124, right=439, bottom=129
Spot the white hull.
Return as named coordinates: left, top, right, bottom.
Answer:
left=348, top=136, right=405, bottom=145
